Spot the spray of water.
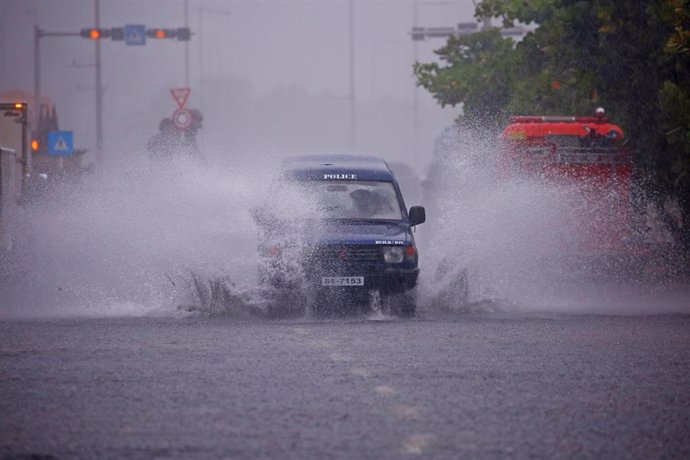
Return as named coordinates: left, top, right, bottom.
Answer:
left=0, top=152, right=271, bottom=318
left=1, top=135, right=687, bottom=319
left=416, top=125, right=690, bottom=315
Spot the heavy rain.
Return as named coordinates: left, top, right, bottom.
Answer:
left=1, top=1, right=689, bottom=458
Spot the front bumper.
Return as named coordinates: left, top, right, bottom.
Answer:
left=306, top=267, right=419, bottom=293
left=259, top=242, right=420, bottom=294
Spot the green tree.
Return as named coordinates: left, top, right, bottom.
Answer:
left=413, top=29, right=516, bottom=128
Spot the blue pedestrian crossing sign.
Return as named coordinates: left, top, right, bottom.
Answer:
left=47, top=131, right=74, bottom=156
left=125, top=24, right=146, bottom=46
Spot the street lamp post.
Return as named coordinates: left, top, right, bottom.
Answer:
left=184, top=0, right=190, bottom=87
left=94, top=0, right=103, bottom=165
left=33, top=24, right=40, bottom=175
left=348, top=0, right=356, bottom=151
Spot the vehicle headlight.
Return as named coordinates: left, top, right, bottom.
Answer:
left=382, top=246, right=404, bottom=264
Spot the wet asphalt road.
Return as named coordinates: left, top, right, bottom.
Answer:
left=1, top=313, right=689, bottom=459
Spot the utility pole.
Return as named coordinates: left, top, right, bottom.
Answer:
left=348, top=0, right=356, bottom=151
left=94, top=0, right=103, bottom=165
left=33, top=25, right=40, bottom=126
left=33, top=24, right=40, bottom=175
left=184, top=0, right=190, bottom=87
left=198, top=11, right=204, bottom=111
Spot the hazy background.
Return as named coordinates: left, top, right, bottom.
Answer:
left=1, top=0, right=477, bottom=174
left=4, top=1, right=689, bottom=318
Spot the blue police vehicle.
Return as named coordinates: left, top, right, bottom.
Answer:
left=254, top=154, right=426, bottom=316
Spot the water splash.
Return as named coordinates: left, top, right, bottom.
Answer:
left=2, top=138, right=687, bottom=319
left=416, top=125, right=689, bottom=314
left=0, top=154, right=269, bottom=318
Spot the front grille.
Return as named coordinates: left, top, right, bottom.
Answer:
left=306, top=244, right=381, bottom=264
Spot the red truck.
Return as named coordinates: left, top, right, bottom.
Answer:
left=498, top=108, right=670, bottom=278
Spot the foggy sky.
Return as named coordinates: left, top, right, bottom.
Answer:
left=1, top=0, right=476, bottom=172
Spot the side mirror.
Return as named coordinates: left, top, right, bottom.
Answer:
left=408, top=206, right=426, bottom=226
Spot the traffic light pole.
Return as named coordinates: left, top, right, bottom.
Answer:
left=95, top=0, right=103, bottom=166
left=34, top=16, right=190, bottom=169
left=33, top=25, right=40, bottom=176
left=349, top=0, right=356, bottom=151
left=184, top=0, right=190, bottom=87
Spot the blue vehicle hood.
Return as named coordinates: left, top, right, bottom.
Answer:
left=314, top=221, right=412, bottom=246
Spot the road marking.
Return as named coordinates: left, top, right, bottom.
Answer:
left=350, top=367, right=371, bottom=377
left=391, top=404, right=420, bottom=419
left=288, top=327, right=437, bottom=455
left=328, top=352, right=353, bottom=362
left=288, top=326, right=438, bottom=455
left=374, top=385, right=397, bottom=396
left=307, top=339, right=332, bottom=348
left=401, top=433, right=436, bottom=455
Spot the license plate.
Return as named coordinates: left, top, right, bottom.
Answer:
left=321, top=276, right=364, bottom=287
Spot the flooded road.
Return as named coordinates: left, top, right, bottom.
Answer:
left=1, top=150, right=689, bottom=459
left=1, top=313, right=688, bottom=459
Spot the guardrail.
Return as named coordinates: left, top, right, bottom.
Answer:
left=1, top=147, right=17, bottom=252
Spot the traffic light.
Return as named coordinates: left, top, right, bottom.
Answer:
left=78, top=26, right=190, bottom=42
left=145, top=27, right=191, bottom=41
left=147, top=28, right=176, bottom=39
left=80, top=28, right=111, bottom=39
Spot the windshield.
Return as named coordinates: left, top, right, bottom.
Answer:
left=271, top=180, right=404, bottom=220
